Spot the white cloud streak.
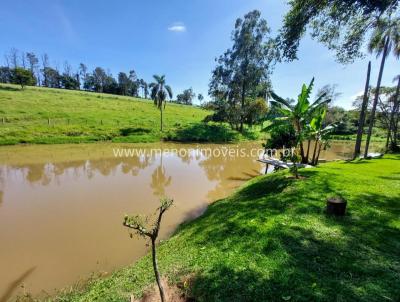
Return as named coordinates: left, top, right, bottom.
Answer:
left=168, top=22, right=186, bottom=32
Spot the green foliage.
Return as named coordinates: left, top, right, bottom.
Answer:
left=58, top=155, right=400, bottom=301
left=165, top=123, right=240, bottom=142
left=12, top=67, right=36, bottom=89
left=279, top=0, right=399, bottom=63
left=176, top=88, right=195, bottom=105
left=264, top=123, right=296, bottom=149
left=368, top=16, right=400, bottom=59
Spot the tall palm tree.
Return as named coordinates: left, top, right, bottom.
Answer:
left=149, top=75, right=173, bottom=131
left=265, top=78, right=331, bottom=164
left=364, top=15, right=400, bottom=157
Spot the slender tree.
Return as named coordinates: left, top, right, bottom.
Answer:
left=9, top=48, right=19, bottom=69
left=41, top=53, right=50, bottom=87
left=79, top=63, right=88, bottom=90
left=150, top=75, right=173, bottom=131
left=354, top=61, right=372, bottom=159
left=26, top=52, right=39, bottom=84
left=364, top=16, right=400, bottom=157
left=387, top=75, right=400, bottom=150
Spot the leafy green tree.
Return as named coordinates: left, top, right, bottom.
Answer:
left=92, top=67, right=107, bottom=92
left=103, top=74, right=119, bottom=94
left=42, top=67, right=61, bottom=88
left=264, top=78, right=331, bottom=164
left=264, top=123, right=296, bottom=149
left=279, top=0, right=399, bottom=63
left=244, top=97, right=268, bottom=127
left=12, top=67, right=36, bottom=89
left=209, top=10, right=278, bottom=132
left=198, top=93, right=204, bottom=103
left=128, top=70, right=139, bottom=96
left=117, top=72, right=131, bottom=95
left=176, top=88, right=195, bottom=105
left=79, top=63, right=88, bottom=90
left=0, top=67, right=13, bottom=83
left=364, top=15, right=400, bottom=157
left=150, top=75, right=173, bottom=131
left=61, top=74, right=80, bottom=90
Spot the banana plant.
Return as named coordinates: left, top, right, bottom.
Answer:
left=263, top=78, right=331, bottom=163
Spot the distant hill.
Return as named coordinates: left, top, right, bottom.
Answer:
left=0, top=84, right=216, bottom=145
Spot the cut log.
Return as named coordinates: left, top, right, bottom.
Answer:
left=326, top=197, right=347, bottom=216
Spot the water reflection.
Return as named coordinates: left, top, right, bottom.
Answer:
left=150, top=155, right=172, bottom=197
left=0, top=142, right=265, bottom=299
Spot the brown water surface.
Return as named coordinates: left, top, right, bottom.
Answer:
left=0, top=141, right=383, bottom=299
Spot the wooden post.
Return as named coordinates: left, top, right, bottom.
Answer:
left=48, top=118, right=50, bottom=125
left=2, top=117, right=4, bottom=124
left=101, top=119, right=103, bottom=125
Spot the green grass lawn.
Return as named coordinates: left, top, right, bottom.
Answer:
left=0, top=84, right=259, bottom=145
left=55, top=155, right=400, bottom=302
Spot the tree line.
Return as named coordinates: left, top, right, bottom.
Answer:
left=0, top=48, right=203, bottom=105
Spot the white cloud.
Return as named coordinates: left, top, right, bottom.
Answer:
left=168, top=22, right=186, bottom=32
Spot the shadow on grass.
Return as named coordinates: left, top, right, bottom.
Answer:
left=177, top=167, right=400, bottom=301
left=0, top=85, right=21, bottom=92
left=119, top=127, right=152, bottom=136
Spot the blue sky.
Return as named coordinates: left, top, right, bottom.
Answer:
left=1, top=0, right=399, bottom=108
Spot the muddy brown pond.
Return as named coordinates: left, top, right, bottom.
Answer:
left=0, top=141, right=384, bottom=299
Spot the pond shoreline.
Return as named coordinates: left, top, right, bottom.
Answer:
left=53, top=154, right=400, bottom=301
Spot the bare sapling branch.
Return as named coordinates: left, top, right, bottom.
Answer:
left=123, top=197, right=174, bottom=302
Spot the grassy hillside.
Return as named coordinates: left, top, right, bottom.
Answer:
left=55, top=155, right=400, bottom=302
left=0, top=84, right=256, bottom=145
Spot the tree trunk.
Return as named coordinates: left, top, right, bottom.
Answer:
left=160, top=107, right=163, bottom=132
left=240, top=81, right=246, bottom=133
left=365, top=36, right=389, bottom=158
left=387, top=77, right=400, bottom=151
left=306, top=139, right=311, bottom=163
left=151, top=238, right=165, bottom=302
left=315, top=142, right=323, bottom=165
left=354, top=61, right=371, bottom=159
left=295, top=120, right=307, bottom=163
left=311, top=138, right=319, bottom=165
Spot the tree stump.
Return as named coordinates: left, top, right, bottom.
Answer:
left=326, top=197, right=347, bottom=216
